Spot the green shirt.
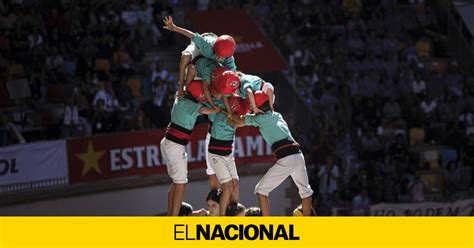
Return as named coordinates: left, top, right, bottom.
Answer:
left=210, top=112, right=236, bottom=141
left=170, top=98, right=202, bottom=130
left=192, top=32, right=237, bottom=71
left=238, top=74, right=264, bottom=98
left=244, top=111, right=294, bottom=145
left=195, top=57, right=220, bottom=86
left=205, top=99, right=224, bottom=124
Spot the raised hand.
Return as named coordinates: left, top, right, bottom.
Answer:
left=162, top=16, right=175, bottom=31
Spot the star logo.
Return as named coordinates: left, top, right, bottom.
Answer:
left=76, top=141, right=105, bottom=176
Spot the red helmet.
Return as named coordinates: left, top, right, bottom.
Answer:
left=253, top=90, right=269, bottom=107
left=187, top=80, right=206, bottom=102
left=211, top=66, right=228, bottom=86
left=228, top=96, right=250, bottom=115
left=213, top=35, right=236, bottom=58
left=217, top=71, right=240, bottom=95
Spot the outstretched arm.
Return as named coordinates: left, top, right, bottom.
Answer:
left=227, top=116, right=246, bottom=127
left=199, top=105, right=221, bottom=115
left=163, top=16, right=195, bottom=39
left=177, top=54, right=192, bottom=98
left=247, top=89, right=263, bottom=114
left=227, top=119, right=245, bottom=127
left=202, top=80, right=218, bottom=109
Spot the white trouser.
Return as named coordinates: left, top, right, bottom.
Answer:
left=205, top=133, right=215, bottom=175
left=182, top=42, right=203, bottom=80
left=182, top=42, right=201, bottom=61
left=160, top=138, right=188, bottom=184
left=262, top=82, right=275, bottom=104
left=208, top=152, right=239, bottom=184
left=255, top=153, right=313, bottom=199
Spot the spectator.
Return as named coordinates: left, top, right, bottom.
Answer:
left=411, top=73, right=426, bottom=96
left=459, top=106, right=474, bottom=127
left=61, top=97, right=80, bottom=138
left=27, top=28, right=43, bottom=50
left=245, top=207, right=263, bottom=216
left=93, top=82, right=119, bottom=113
left=388, top=134, right=409, bottom=164
left=360, top=128, right=382, bottom=160
left=226, top=202, right=246, bottom=216
left=352, top=189, right=370, bottom=216
left=71, top=87, right=90, bottom=116
left=130, top=109, right=151, bottom=131
left=45, top=46, right=64, bottom=76
left=444, top=160, right=463, bottom=195
left=438, top=92, right=462, bottom=124
left=151, top=61, right=169, bottom=83
left=318, top=155, right=340, bottom=208
left=113, top=79, right=133, bottom=112
left=178, top=202, right=194, bottom=216
left=420, top=94, right=437, bottom=119
left=91, top=99, right=111, bottom=134
left=408, top=171, right=427, bottom=202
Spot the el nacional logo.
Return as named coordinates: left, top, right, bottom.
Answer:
left=174, top=223, right=300, bottom=241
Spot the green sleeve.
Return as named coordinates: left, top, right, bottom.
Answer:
left=208, top=113, right=216, bottom=123
left=244, top=114, right=259, bottom=127
left=223, top=56, right=237, bottom=71
left=192, top=32, right=215, bottom=58
left=238, top=80, right=252, bottom=98
left=195, top=58, right=219, bottom=86
left=186, top=100, right=203, bottom=117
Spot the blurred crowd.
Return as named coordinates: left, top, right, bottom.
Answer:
left=0, top=0, right=178, bottom=143
left=2, top=0, right=474, bottom=214
left=232, top=0, right=474, bottom=214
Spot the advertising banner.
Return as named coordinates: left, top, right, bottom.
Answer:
left=0, top=140, right=68, bottom=186
left=67, top=124, right=274, bottom=184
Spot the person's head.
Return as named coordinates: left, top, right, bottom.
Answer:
left=245, top=207, right=262, bottom=216
left=211, top=67, right=228, bottom=86
left=179, top=202, right=194, bottom=216
left=228, top=96, right=250, bottom=115
left=252, top=90, right=271, bottom=112
left=213, top=35, right=236, bottom=61
left=292, top=204, right=317, bottom=216
left=226, top=202, right=246, bottom=216
left=187, top=80, right=206, bottom=103
left=217, top=70, right=240, bottom=95
left=206, top=189, right=221, bottom=216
